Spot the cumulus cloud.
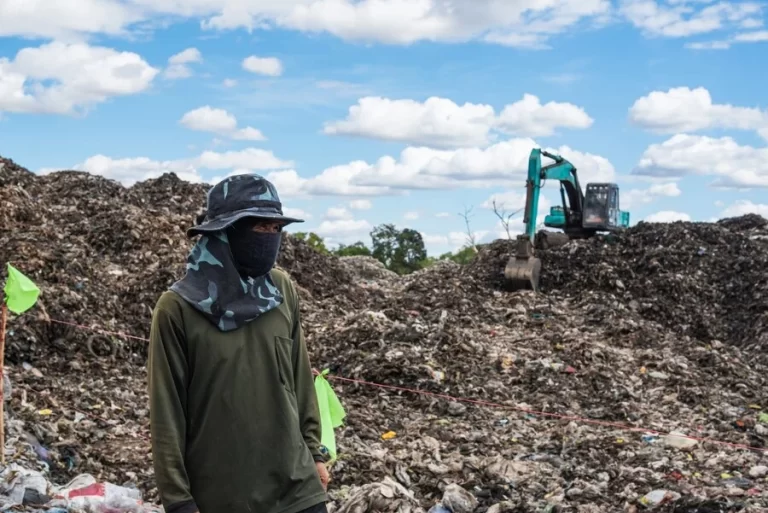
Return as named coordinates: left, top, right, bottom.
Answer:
left=404, top=211, right=420, bottom=220
left=265, top=137, right=616, bottom=198
left=323, top=94, right=593, bottom=148
left=315, top=219, right=372, bottom=237
left=179, top=106, right=266, bottom=141
left=5, top=0, right=764, bottom=51
left=620, top=0, right=762, bottom=38
left=283, top=207, right=312, bottom=219
left=325, top=207, right=353, bottom=220
left=41, top=148, right=294, bottom=186
left=164, top=48, right=202, bottom=79
left=720, top=199, right=768, bottom=218
left=324, top=96, right=496, bottom=148
left=629, top=87, right=768, bottom=139
left=0, top=41, right=158, bottom=115
left=242, top=56, right=283, bottom=77
left=633, top=134, right=768, bottom=189
left=621, top=182, right=682, bottom=209
left=644, top=210, right=692, bottom=223
left=349, top=199, right=372, bottom=210
left=421, top=230, right=490, bottom=251
left=494, top=94, right=593, bottom=137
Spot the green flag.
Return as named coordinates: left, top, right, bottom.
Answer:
left=3, top=264, right=40, bottom=315
left=314, top=370, right=346, bottom=461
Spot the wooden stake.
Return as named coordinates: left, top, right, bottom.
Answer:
left=0, top=302, right=7, bottom=465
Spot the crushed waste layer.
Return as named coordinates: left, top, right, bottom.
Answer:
left=1, top=156, right=768, bottom=512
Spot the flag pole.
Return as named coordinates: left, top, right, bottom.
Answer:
left=0, top=301, right=6, bottom=464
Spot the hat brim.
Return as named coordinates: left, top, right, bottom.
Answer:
left=187, top=210, right=304, bottom=238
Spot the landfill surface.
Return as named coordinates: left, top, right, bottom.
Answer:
left=1, top=155, right=768, bottom=512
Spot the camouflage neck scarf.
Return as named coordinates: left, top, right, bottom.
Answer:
left=169, top=232, right=283, bottom=332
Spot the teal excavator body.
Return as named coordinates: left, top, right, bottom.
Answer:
left=504, top=148, right=630, bottom=291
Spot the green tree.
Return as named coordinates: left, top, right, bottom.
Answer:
left=370, top=223, right=428, bottom=275
left=334, top=241, right=372, bottom=257
left=449, top=245, right=478, bottom=264
left=293, top=232, right=329, bottom=254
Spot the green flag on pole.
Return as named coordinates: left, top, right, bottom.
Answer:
left=314, top=370, right=346, bottom=461
left=3, top=264, right=40, bottom=315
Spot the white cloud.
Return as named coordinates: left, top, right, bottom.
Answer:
left=43, top=148, right=294, bottom=186
left=621, top=182, right=682, bottom=209
left=325, top=207, right=353, bottom=220
left=8, top=0, right=764, bottom=51
left=633, top=134, right=768, bottom=189
left=324, top=96, right=495, bottom=148
left=421, top=230, right=490, bottom=250
left=349, top=199, right=372, bottom=210
left=222, top=78, right=238, bottom=87
left=242, top=56, right=283, bottom=77
left=323, top=94, right=592, bottom=148
left=720, top=200, right=768, bottom=218
left=315, top=219, right=372, bottom=237
left=620, top=0, right=762, bottom=38
left=436, top=212, right=452, bottom=218
left=629, top=87, right=768, bottom=139
left=0, top=41, right=158, bottom=115
left=283, top=207, right=312, bottom=220
left=179, top=106, right=266, bottom=141
left=495, top=94, right=593, bottom=137
left=685, top=29, right=768, bottom=50
left=164, top=48, right=202, bottom=79
left=268, top=138, right=616, bottom=198
left=644, top=210, right=691, bottom=223
left=404, top=211, right=420, bottom=220
left=280, top=0, right=611, bottom=48
left=0, top=1, right=610, bottom=51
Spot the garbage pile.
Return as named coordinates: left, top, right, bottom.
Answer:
left=1, top=156, right=768, bottom=512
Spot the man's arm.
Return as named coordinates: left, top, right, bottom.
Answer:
left=290, top=295, right=325, bottom=463
left=148, top=304, right=199, bottom=513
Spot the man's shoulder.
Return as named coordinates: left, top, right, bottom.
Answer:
left=270, top=267, right=293, bottom=290
left=270, top=267, right=298, bottom=303
left=154, top=290, right=187, bottom=318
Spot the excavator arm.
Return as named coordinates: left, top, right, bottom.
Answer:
left=521, top=148, right=584, bottom=240
left=504, top=148, right=585, bottom=291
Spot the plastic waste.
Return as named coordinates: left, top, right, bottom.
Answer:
left=0, top=465, right=161, bottom=512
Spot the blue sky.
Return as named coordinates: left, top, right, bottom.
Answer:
left=1, top=0, right=767, bottom=255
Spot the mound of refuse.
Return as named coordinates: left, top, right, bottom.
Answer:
left=1, top=155, right=768, bottom=513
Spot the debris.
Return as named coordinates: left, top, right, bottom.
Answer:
left=1, top=157, right=768, bottom=511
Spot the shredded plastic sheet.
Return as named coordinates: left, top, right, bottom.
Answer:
left=4, top=264, right=40, bottom=315
left=314, top=370, right=346, bottom=461
left=0, top=464, right=162, bottom=512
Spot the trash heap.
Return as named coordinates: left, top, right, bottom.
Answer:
left=1, top=156, right=768, bottom=512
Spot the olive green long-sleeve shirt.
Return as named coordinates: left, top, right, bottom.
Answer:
left=148, top=269, right=327, bottom=513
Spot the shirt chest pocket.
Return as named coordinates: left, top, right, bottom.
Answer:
left=274, top=336, right=295, bottom=392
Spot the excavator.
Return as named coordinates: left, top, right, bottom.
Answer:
left=504, top=148, right=630, bottom=292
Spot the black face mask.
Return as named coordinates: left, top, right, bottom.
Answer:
left=227, top=226, right=282, bottom=278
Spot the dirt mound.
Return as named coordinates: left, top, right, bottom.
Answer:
left=2, top=156, right=768, bottom=512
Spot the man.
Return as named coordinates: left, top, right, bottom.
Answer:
left=148, top=174, right=330, bottom=513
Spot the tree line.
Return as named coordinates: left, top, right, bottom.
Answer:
left=293, top=223, right=482, bottom=275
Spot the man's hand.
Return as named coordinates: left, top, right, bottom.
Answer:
left=316, top=461, right=330, bottom=490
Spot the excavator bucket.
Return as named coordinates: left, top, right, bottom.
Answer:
left=504, top=236, right=541, bottom=292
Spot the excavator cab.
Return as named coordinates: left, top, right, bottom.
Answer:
left=583, top=183, right=629, bottom=230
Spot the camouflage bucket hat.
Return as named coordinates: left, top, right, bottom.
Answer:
left=188, top=173, right=303, bottom=238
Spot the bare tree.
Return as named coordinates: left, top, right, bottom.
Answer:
left=458, top=205, right=477, bottom=251
left=492, top=199, right=523, bottom=240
